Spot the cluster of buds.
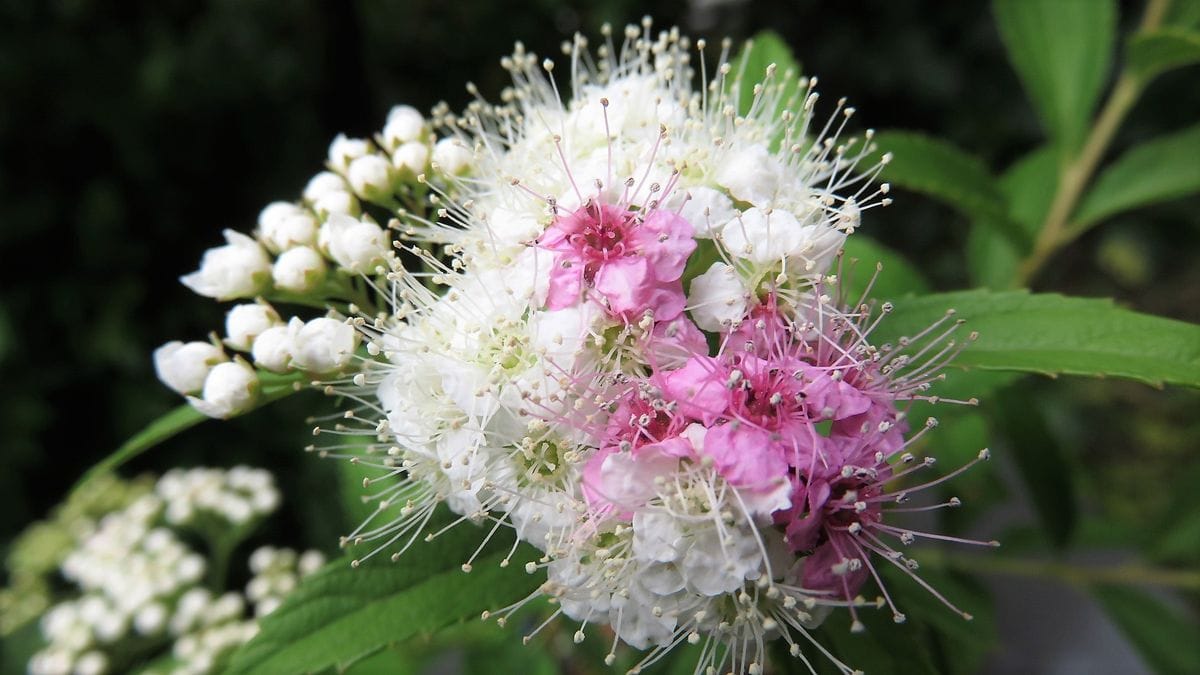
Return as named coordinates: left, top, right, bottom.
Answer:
left=155, top=104, right=478, bottom=419
left=27, top=468, right=324, bottom=675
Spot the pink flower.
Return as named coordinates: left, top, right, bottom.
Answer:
left=539, top=202, right=695, bottom=320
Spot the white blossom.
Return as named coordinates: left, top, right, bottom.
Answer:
left=180, top=230, right=272, bottom=300
left=288, top=317, right=359, bottom=374
left=187, top=360, right=260, bottom=419
left=154, top=341, right=227, bottom=395
left=271, top=246, right=327, bottom=293
left=318, top=213, right=388, bottom=274
left=224, top=303, right=282, bottom=352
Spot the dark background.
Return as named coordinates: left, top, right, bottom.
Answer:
left=1, top=1, right=1197, bottom=671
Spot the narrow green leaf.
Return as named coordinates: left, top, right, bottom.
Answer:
left=872, top=131, right=1029, bottom=250
left=1073, top=123, right=1200, bottom=230
left=881, top=566, right=996, bottom=675
left=839, top=235, right=930, bottom=301
left=727, top=31, right=802, bottom=118
left=874, top=290, right=1200, bottom=388
left=968, top=146, right=1058, bottom=288
left=1094, top=585, right=1200, bottom=675
left=72, top=404, right=208, bottom=489
left=226, top=526, right=542, bottom=675
left=989, top=385, right=1077, bottom=548
left=1127, top=27, right=1200, bottom=82
left=993, top=0, right=1117, bottom=151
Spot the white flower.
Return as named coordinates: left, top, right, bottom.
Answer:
left=318, top=213, right=388, bottom=274
left=431, top=137, right=473, bottom=176
left=257, top=202, right=318, bottom=252
left=714, top=144, right=783, bottom=206
left=303, top=171, right=348, bottom=202
left=225, top=303, right=282, bottom=352
left=391, top=141, right=430, bottom=176
left=381, top=105, right=426, bottom=150
left=688, top=262, right=749, bottom=331
left=251, top=325, right=293, bottom=372
left=272, top=246, right=327, bottom=293
left=288, top=317, right=359, bottom=374
left=180, top=230, right=272, bottom=300
left=154, top=341, right=227, bottom=395
left=312, top=189, right=361, bottom=219
left=720, top=207, right=806, bottom=265
left=673, top=186, right=737, bottom=237
left=328, top=134, right=371, bottom=174
left=187, top=360, right=260, bottom=419
left=347, top=154, right=395, bottom=200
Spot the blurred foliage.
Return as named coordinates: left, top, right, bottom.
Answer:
left=1, top=0, right=1198, bottom=673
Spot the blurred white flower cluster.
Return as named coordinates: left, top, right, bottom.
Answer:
left=28, top=468, right=325, bottom=675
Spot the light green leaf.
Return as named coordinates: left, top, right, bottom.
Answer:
left=968, top=146, right=1058, bottom=288
left=226, top=526, right=542, bottom=675
left=1073, top=123, right=1200, bottom=230
left=989, top=385, right=1077, bottom=548
left=872, top=131, right=1029, bottom=250
left=874, top=290, right=1200, bottom=388
left=727, top=31, right=802, bottom=118
left=839, top=235, right=930, bottom=301
left=1127, top=27, right=1200, bottom=82
left=993, top=0, right=1117, bottom=152
left=1094, top=585, right=1200, bottom=675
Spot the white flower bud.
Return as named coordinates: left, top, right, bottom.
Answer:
left=391, top=141, right=430, bottom=176
left=298, top=550, right=326, bottom=576
left=133, top=603, right=167, bottom=635
left=288, top=317, right=359, bottom=374
left=431, top=137, right=473, bottom=176
left=154, top=341, right=227, bottom=395
left=714, top=144, right=781, bottom=206
left=312, top=190, right=360, bottom=219
left=327, top=134, right=371, bottom=174
left=688, top=262, right=749, bottom=331
left=225, top=303, right=282, bottom=351
left=180, top=230, right=272, bottom=300
left=318, top=213, right=388, bottom=274
left=381, top=105, right=425, bottom=150
left=75, top=651, right=107, bottom=675
left=303, top=171, right=347, bottom=202
left=347, top=154, right=395, bottom=200
left=258, top=202, right=317, bottom=252
left=720, top=207, right=805, bottom=265
left=188, top=360, right=260, bottom=419
left=272, top=246, right=327, bottom=293
left=251, top=325, right=293, bottom=373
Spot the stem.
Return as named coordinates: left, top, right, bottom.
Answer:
left=1013, top=0, right=1170, bottom=287
left=932, top=551, right=1200, bottom=590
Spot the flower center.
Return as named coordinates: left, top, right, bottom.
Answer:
left=563, top=203, right=636, bottom=283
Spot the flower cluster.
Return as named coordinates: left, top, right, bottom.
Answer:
left=27, top=468, right=324, bottom=675
left=153, top=19, right=994, bottom=674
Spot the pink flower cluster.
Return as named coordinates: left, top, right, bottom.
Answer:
left=539, top=196, right=963, bottom=607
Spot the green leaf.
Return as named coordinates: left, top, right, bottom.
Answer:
left=1127, top=27, right=1200, bottom=82
left=1094, top=585, right=1200, bottom=675
left=872, top=131, right=1029, bottom=250
left=839, top=235, right=930, bottom=301
left=72, top=404, right=208, bottom=489
left=993, top=0, right=1117, bottom=152
left=727, top=31, right=802, bottom=118
left=226, top=525, right=542, bottom=675
left=875, top=290, right=1200, bottom=388
left=1073, top=123, right=1200, bottom=230
left=882, top=567, right=996, bottom=675
left=989, top=385, right=1078, bottom=548
left=968, top=146, right=1058, bottom=288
